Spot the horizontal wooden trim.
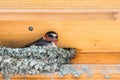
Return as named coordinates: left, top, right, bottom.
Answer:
left=0, top=12, right=118, bottom=21
left=0, top=73, right=119, bottom=80
left=0, top=0, right=120, bottom=9
left=71, top=52, right=120, bottom=64
left=0, top=9, right=120, bottom=13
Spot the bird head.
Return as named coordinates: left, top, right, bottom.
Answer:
left=44, top=31, right=58, bottom=45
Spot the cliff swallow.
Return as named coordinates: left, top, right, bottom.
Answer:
left=24, top=31, right=58, bottom=47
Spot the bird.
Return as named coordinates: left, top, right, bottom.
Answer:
left=24, top=31, right=58, bottom=47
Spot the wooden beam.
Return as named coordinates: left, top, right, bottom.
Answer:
left=0, top=73, right=119, bottom=80
left=0, top=9, right=120, bottom=13
left=0, top=21, right=120, bottom=52
left=71, top=52, right=120, bottom=64
left=0, top=12, right=117, bottom=20
left=0, top=0, right=119, bottom=9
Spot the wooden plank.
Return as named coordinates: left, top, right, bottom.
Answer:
left=0, top=8, right=120, bottom=13
left=0, top=73, right=119, bottom=80
left=19, top=74, right=120, bottom=80
left=0, top=0, right=119, bottom=10
left=0, top=13, right=117, bottom=20
left=0, top=21, right=120, bottom=52
left=71, top=52, right=120, bottom=64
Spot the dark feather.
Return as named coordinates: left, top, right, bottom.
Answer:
left=24, top=38, right=51, bottom=47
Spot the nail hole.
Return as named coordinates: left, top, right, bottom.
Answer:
left=94, top=44, right=97, bottom=46
left=28, top=27, right=33, bottom=31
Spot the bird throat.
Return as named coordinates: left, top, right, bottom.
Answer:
left=44, top=36, right=58, bottom=45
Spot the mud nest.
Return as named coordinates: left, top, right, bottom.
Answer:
left=0, top=46, right=76, bottom=80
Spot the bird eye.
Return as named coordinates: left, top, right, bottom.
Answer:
left=55, top=36, right=58, bottom=39
left=48, top=34, right=58, bottom=39
left=48, top=34, right=53, bottom=38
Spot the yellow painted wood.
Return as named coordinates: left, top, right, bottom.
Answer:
left=0, top=21, right=120, bottom=52
left=0, top=0, right=119, bottom=9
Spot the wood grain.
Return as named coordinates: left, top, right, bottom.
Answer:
left=0, top=0, right=120, bottom=79
left=0, top=73, right=119, bottom=80
left=0, top=0, right=119, bottom=9
left=1, top=21, right=120, bottom=52
left=0, top=13, right=117, bottom=20
left=71, top=52, right=120, bottom=64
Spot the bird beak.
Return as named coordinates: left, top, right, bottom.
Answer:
left=53, top=39, right=58, bottom=45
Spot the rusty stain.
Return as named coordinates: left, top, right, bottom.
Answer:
left=111, top=12, right=118, bottom=20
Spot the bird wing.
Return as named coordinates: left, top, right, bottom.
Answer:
left=24, top=37, right=51, bottom=47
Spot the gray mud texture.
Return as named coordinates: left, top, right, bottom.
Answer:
left=0, top=46, right=76, bottom=80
